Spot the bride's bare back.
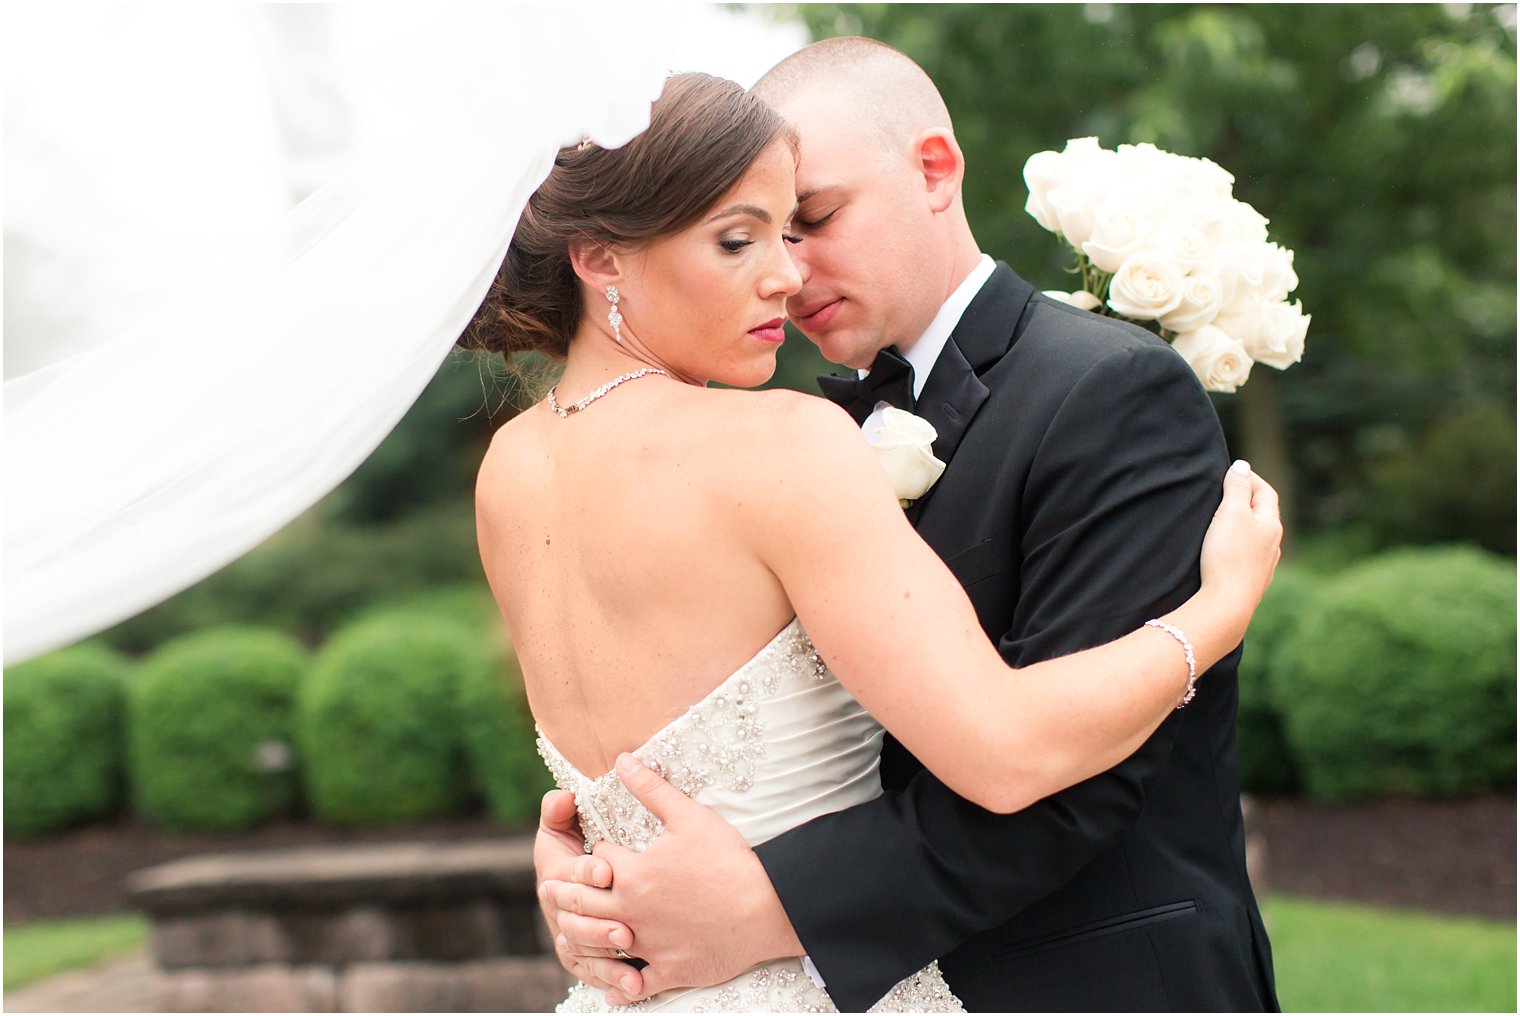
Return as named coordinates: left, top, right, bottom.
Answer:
left=477, top=383, right=802, bottom=777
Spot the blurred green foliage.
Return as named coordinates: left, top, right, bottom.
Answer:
left=98, top=500, right=483, bottom=654
left=1365, top=406, right=1517, bottom=554
left=298, top=615, right=475, bottom=825
left=4, top=644, right=130, bottom=838
left=129, top=628, right=308, bottom=832
left=1236, top=565, right=1316, bottom=795
left=1274, top=545, right=1516, bottom=801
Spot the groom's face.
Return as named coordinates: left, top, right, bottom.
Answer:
left=779, top=91, right=946, bottom=370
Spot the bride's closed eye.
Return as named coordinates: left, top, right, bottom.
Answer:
left=719, top=237, right=754, bottom=253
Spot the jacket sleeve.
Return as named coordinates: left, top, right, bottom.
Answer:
left=754, top=340, right=1230, bottom=1012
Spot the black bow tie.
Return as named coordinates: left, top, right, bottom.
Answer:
left=817, top=346, right=916, bottom=425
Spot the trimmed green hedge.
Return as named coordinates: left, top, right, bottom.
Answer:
left=1237, top=565, right=1316, bottom=794
left=457, top=632, right=553, bottom=824
left=299, top=616, right=474, bottom=824
left=4, top=644, right=130, bottom=838
left=128, top=628, right=308, bottom=831
left=352, top=584, right=502, bottom=634
left=347, top=591, right=550, bottom=824
left=1274, top=546, right=1516, bottom=801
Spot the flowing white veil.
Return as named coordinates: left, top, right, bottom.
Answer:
left=3, top=5, right=806, bottom=664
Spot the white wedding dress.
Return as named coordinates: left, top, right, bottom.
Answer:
left=537, top=618, right=964, bottom=1013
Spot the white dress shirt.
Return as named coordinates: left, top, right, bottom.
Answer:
left=860, top=253, right=996, bottom=437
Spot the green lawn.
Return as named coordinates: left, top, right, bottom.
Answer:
left=1265, top=895, right=1517, bottom=1012
left=2, top=912, right=147, bottom=991
left=1, top=899, right=1515, bottom=1011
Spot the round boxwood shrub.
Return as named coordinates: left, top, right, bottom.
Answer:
left=456, top=633, right=554, bottom=824
left=358, top=588, right=553, bottom=823
left=1275, top=545, right=1516, bottom=802
left=299, top=615, right=473, bottom=825
left=129, top=628, right=308, bottom=831
left=1236, top=565, right=1318, bottom=794
left=4, top=643, right=130, bottom=838
left=353, top=584, right=502, bottom=635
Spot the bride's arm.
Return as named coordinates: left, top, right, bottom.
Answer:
left=735, top=395, right=1280, bottom=815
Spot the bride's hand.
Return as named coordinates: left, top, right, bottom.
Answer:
left=1198, top=460, right=1282, bottom=623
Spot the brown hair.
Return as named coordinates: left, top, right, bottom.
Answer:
left=459, top=73, right=793, bottom=359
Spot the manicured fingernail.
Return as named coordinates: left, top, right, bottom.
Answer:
left=1230, top=459, right=1250, bottom=474
left=616, top=753, right=643, bottom=776
left=611, top=928, right=632, bottom=949
left=557, top=934, right=568, bottom=951
left=538, top=883, right=549, bottom=902
left=620, top=975, right=639, bottom=993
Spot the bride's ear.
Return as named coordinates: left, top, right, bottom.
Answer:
left=568, top=240, right=623, bottom=292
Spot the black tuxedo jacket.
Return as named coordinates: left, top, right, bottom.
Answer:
left=754, top=264, right=1279, bottom=1012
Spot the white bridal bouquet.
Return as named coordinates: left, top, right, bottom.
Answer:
left=1024, top=137, right=1308, bottom=393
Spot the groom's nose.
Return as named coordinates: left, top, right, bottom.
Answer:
left=786, top=240, right=814, bottom=286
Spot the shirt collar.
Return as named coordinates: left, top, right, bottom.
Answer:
left=862, top=254, right=996, bottom=399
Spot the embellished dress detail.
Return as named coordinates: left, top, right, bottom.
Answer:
left=537, top=618, right=964, bottom=1013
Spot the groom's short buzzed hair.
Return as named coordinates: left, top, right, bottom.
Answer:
left=752, top=36, right=954, bottom=153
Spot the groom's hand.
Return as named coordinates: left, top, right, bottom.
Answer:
left=533, top=789, right=639, bottom=990
left=541, top=754, right=805, bottom=1004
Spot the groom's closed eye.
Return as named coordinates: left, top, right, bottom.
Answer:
left=795, top=208, right=838, bottom=230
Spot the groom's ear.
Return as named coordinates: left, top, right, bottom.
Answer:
left=568, top=240, right=622, bottom=291
left=916, top=129, right=965, bottom=214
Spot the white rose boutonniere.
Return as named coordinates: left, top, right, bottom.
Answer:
left=866, top=407, right=946, bottom=508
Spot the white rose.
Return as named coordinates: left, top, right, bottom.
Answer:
left=1178, top=155, right=1236, bottom=200
left=1155, top=225, right=1216, bottom=271
left=1022, top=149, right=1066, bottom=234
left=1081, top=203, right=1151, bottom=273
left=1042, top=289, right=1103, bottom=311
left=866, top=407, right=946, bottom=505
left=1024, top=138, right=1111, bottom=244
left=1172, top=325, right=1255, bottom=393
left=1229, top=201, right=1271, bottom=244
left=1106, top=250, right=1185, bottom=321
left=1213, top=297, right=1264, bottom=347
left=1221, top=240, right=1268, bottom=297
left=1158, top=271, right=1226, bottom=334
left=1048, top=185, right=1101, bottom=247
left=1248, top=300, right=1310, bottom=369
left=1258, top=242, right=1299, bottom=303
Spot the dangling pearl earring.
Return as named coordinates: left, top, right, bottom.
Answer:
left=606, top=285, right=623, bottom=344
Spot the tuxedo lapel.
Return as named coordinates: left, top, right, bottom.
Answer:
left=914, top=338, right=986, bottom=469
left=905, top=263, right=1036, bottom=526
left=953, top=262, right=1037, bottom=373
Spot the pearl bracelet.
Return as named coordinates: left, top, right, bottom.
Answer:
left=1144, top=619, right=1197, bottom=708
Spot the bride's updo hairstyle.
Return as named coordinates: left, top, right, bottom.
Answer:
left=460, top=73, right=793, bottom=359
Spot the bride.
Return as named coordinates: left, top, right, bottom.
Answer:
left=463, top=73, right=1280, bottom=1013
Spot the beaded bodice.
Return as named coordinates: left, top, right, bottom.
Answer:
left=537, top=618, right=964, bottom=1013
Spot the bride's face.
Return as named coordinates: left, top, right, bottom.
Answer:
left=617, top=139, right=803, bottom=387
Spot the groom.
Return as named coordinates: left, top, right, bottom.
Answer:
left=536, top=37, right=1279, bottom=1012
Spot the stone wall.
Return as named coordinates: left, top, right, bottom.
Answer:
left=127, top=839, right=572, bottom=1012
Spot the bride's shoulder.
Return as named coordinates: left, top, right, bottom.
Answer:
left=692, top=387, right=862, bottom=457
left=475, top=405, right=542, bottom=492
left=689, top=388, right=883, bottom=497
